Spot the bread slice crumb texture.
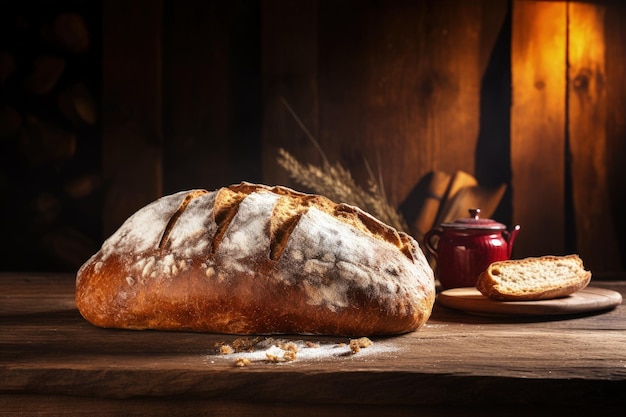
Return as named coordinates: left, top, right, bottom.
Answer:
left=477, top=255, right=591, bottom=301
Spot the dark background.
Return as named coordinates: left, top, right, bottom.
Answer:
left=0, top=0, right=624, bottom=276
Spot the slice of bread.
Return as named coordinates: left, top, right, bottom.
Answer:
left=476, top=255, right=591, bottom=301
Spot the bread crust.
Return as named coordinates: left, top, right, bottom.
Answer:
left=76, top=183, right=435, bottom=336
left=476, top=255, right=591, bottom=301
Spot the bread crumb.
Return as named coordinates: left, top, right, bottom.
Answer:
left=357, top=337, right=373, bottom=348
left=266, top=352, right=280, bottom=363
left=283, top=350, right=297, bottom=361
left=349, top=337, right=373, bottom=354
left=212, top=337, right=395, bottom=365
left=220, top=345, right=234, bottom=355
left=216, top=337, right=263, bottom=355
left=234, top=357, right=251, bottom=367
left=232, top=337, right=262, bottom=352
left=278, top=341, right=299, bottom=353
left=266, top=343, right=298, bottom=363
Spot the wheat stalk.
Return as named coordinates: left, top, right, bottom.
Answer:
left=277, top=148, right=408, bottom=232
left=277, top=99, right=409, bottom=232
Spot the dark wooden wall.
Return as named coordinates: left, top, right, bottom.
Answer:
left=509, top=1, right=624, bottom=273
left=0, top=0, right=103, bottom=271
left=262, top=0, right=626, bottom=275
left=101, top=0, right=262, bottom=237
left=265, top=0, right=508, bottom=198
left=1, top=0, right=624, bottom=275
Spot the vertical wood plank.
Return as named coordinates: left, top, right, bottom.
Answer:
left=568, top=2, right=622, bottom=272
left=162, top=0, right=261, bottom=194
left=318, top=0, right=490, bottom=207
left=604, top=2, right=626, bottom=271
left=162, top=1, right=230, bottom=193
left=261, top=0, right=319, bottom=188
left=101, top=0, right=163, bottom=236
left=510, top=0, right=566, bottom=257
left=261, top=0, right=507, bottom=214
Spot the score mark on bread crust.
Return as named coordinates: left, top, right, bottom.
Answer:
left=172, top=182, right=416, bottom=264
left=76, top=182, right=436, bottom=336
left=158, top=190, right=209, bottom=251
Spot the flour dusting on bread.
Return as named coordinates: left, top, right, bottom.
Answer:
left=216, top=191, right=278, bottom=275
left=101, top=190, right=189, bottom=260
left=274, top=205, right=421, bottom=313
left=76, top=182, right=436, bottom=336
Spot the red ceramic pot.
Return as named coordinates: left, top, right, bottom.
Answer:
left=424, top=208, right=520, bottom=289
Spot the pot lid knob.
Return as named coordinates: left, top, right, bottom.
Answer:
left=440, top=207, right=506, bottom=230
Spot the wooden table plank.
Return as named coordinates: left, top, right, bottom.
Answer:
left=1, top=273, right=625, bottom=415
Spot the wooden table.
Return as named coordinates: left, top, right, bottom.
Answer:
left=2, top=273, right=625, bottom=416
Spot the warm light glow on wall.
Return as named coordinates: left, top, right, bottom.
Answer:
left=511, top=1, right=566, bottom=161
left=566, top=2, right=619, bottom=270
left=568, top=3, right=605, bottom=71
left=510, top=0, right=567, bottom=256
left=567, top=2, right=606, bottom=159
left=511, top=0, right=618, bottom=267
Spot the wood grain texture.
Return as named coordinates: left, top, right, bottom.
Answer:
left=162, top=0, right=262, bottom=194
left=101, top=0, right=163, bottom=236
left=437, top=286, right=622, bottom=316
left=317, top=0, right=485, bottom=207
left=261, top=0, right=508, bottom=209
left=2, top=273, right=625, bottom=416
left=510, top=0, right=566, bottom=257
left=568, top=3, right=621, bottom=272
left=261, top=0, right=319, bottom=188
left=604, top=2, right=626, bottom=271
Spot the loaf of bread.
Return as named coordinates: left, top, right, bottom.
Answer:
left=475, top=255, right=591, bottom=301
left=76, top=182, right=436, bottom=336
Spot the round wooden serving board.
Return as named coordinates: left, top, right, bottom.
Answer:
left=437, top=286, right=623, bottom=317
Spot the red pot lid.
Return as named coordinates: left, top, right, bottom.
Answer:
left=440, top=208, right=506, bottom=231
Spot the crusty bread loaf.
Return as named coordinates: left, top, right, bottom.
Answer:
left=76, top=182, right=435, bottom=336
left=475, top=255, right=591, bottom=301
